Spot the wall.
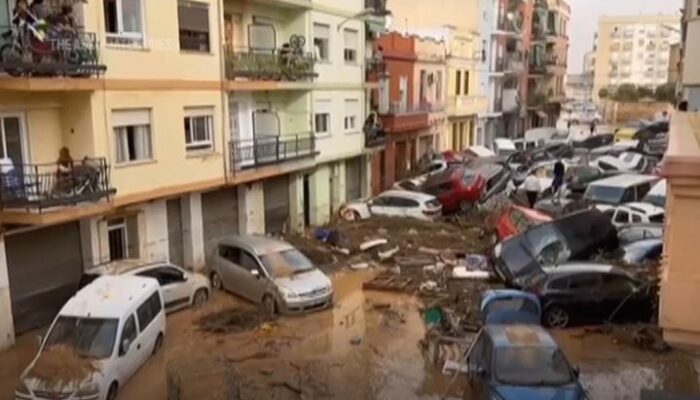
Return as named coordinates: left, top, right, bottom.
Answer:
left=683, top=21, right=700, bottom=86
left=224, top=1, right=308, bottom=50
left=313, top=90, right=365, bottom=163
left=0, top=238, right=14, bottom=350
left=413, top=38, right=446, bottom=108
left=386, top=0, right=479, bottom=34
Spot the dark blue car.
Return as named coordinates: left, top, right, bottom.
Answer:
left=481, top=289, right=542, bottom=325
left=465, top=324, right=587, bottom=400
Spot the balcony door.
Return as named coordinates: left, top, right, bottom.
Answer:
left=0, top=113, right=28, bottom=171
left=230, top=93, right=254, bottom=169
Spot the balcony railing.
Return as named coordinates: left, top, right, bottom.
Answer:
left=230, top=134, right=315, bottom=170
left=224, top=45, right=316, bottom=82
left=0, top=28, right=106, bottom=77
left=0, top=158, right=115, bottom=212
left=366, top=57, right=387, bottom=81
left=364, top=123, right=386, bottom=147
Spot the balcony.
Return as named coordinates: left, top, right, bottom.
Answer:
left=505, top=53, right=525, bottom=73
left=493, top=96, right=503, bottom=113
left=527, top=91, right=548, bottom=109
left=0, top=29, right=106, bottom=80
left=230, top=134, right=316, bottom=170
left=366, top=57, right=387, bottom=81
left=529, top=61, right=546, bottom=75
left=379, top=102, right=431, bottom=133
left=364, top=123, right=386, bottom=148
left=0, top=158, right=115, bottom=212
left=365, top=0, right=390, bottom=16
left=224, top=45, right=316, bottom=83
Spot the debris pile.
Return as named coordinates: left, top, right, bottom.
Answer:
left=29, top=345, right=99, bottom=389
left=197, top=308, right=274, bottom=334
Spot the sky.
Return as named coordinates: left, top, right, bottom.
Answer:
left=567, top=0, right=684, bottom=74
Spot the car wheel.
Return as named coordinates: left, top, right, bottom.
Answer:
left=544, top=306, right=570, bottom=329
left=262, top=294, right=276, bottom=318
left=152, top=333, right=163, bottom=356
left=192, top=289, right=208, bottom=307
left=211, top=272, right=223, bottom=291
left=106, top=382, right=118, bottom=400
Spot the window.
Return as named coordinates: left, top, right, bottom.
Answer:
left=239, top=251, right=261, bottom=273
left=178, top=1, right=210, bottom=52
left=343, top=99, right=359, bottom=132
left=138, top=267, right=185, bottom=286
left=103, top=0, right=144, bottom=46
left=313, top=23, right=330, bottom=62
left=696, top=0, right=700, bottom=16
left=632, top=213, right=643, bottom=223
left=184, top=108, right=214, bottom=151
left=119, top=315, right=138, bottom=356
left=314, top=99, right=331, bottom=136
left=601, top=274, right=634, bottom=293
left=107, top=216, right=139, bottom=261
left=343, top=28, right=358, bottom=63
left=464, top=70, right=470, bottom=95
left=137, top=292, right=163, bottom=331
left=113, top=109, right=153, bottom=163
left=455, top=70, right=462, bottom=95
left=568, top=274, right=599, bottom=290
left=614, top=210, right=630, bottom=224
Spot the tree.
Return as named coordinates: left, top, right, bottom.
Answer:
left=598, top=88, right=610, bottom=99
left=613, top=84, right=639, bottom=102
left=655, top=83, right=676, bottom=103
left=637, top=86, right=654, bottom=99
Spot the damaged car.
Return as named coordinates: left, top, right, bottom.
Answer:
left=480, top=290, right=542, bottom=325
left=617, top=223, right=664, bottom=246
left=492, top=209, right=619, bottom=288
left=340, top=190, right=442, bottom=221
left=493, top=205, right=552, bottom=243
left=621, top=238, right=663, bottom=266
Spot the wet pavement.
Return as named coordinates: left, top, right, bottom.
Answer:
left=1, top=268, right=700, bottom=400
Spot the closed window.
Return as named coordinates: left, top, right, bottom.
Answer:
left=314, top=99, right=331, bottom=135
left=344, top=98, right=359, bottom=132
left=119, top=314, right=138, bottom=356
left=313, top=23, right=330, bottom=61
left=113, top=109, right=153, bottom=163
left=103, top=0, right=144, bottom=46
left=137, top=292, right=162, bottom=330
left=178, top=1, right=210, bottom=52
left=343, top=28, right=358, bottom=63
left=184, top=108, right=214, bottom=151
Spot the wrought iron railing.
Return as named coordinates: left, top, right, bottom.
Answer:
left=224, top=45, right=316, bottom=81
left=0, top=27, right=105, bottom=77
left=0, top=158, right=115, bottom=211
left=230, top=134, right=315, bottom=170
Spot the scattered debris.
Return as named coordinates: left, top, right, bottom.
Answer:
left=396, top=255, right=436, bottom=268
left=363, top=273, right=414, bottom=292
left=408, top=228, right=418, bottom=235
left=378, top=246, right=400, bottom=261
left=197, top=308, right=270, bottom=334
left=360, top=238, right=388, bottom=251
left=442, top=359, right=469, bottom=375
left=418, top=247, right=441, bottom=256
left=350, top=262, right=370, bottom=270
left=420, top=281, right=439, bottom=291
left=332, top=247, right=351, bottom=256
left=451, top=267, right=490, bottom=280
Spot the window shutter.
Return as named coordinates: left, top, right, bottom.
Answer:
left=314, top=23, right=330, bottom=41
left=178, top=1, right=209, bottom=33
left=249, top=23, right=276, bottom=50
left=344, top=29, right=357, bottom=49
left=112, top=109, right=151, bottom=127
left=253, top=110, right=280, bottom=137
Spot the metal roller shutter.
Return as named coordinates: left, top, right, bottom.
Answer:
left=345, top=157, right=362, bottom=201
left=167, top=199, right=185, bottom=267
left=264, top=175, right=290, bottom=234
left=6, top=222, right=83, bottom=334
left=202, top=189, right=239, bottom=261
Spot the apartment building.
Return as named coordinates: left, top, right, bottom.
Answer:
left=386, top=0, right=488, bottom=150
left=679, top=0, right=700, bottom=110
left=527, top=0, right=569, bottom=128
left=566, top=73, right=594, bottom=102
left=0, top=0, right=386, bottom=350
left=583, top=49, right=596, bottom=74
left=592, top=14, right=681, bottom=101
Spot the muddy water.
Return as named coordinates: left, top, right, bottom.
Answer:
left=2, top=270, right=700, bottom=400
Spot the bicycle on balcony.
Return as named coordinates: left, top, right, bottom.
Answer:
left=279, top=34, right=313, bottom=81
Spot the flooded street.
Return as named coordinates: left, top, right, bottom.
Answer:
left=1, top=268, right=700, bottom=399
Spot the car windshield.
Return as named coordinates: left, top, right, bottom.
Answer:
left=643, top=194, right=665, bottom=207
left=523, top=224, right=570, bottom=264
left=260, top=249, right=315, bottom=278
left=494, top=347, right=574, bottom=386
left=585, top=185, right=624, bottom=205
left=43, top=316, right=118, bottom=359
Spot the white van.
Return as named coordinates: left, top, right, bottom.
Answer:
left=16, top=276, right=166, bottom=400
left=494, top=138, right=517, bottom=158
left=584, top=174, right=660, bottom=212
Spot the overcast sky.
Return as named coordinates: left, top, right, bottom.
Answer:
left=568, top=0, right=684, bottom=74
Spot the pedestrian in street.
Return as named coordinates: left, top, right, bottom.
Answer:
left=551, top=159, right=565, bottom=203
left=523, top=172, right=541, bottom=208
left=589, top=120, right=597, bottom=135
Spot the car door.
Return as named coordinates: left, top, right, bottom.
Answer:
left=153, top=266, right=192, bottom=311
left=466, top=331, right=489, bottom=398
left=135, top=292, right=164, bottom=367
left=116, top=313, right=142, bottom=383
left=599, top=273, right=638, bottom=322
left=236, top=249, right=269, bottom=302
left=215, top=245, right=248, bottom=293
left=394, top=197, right=418, bottom=218
left=565, top=273, right=603, bottom=322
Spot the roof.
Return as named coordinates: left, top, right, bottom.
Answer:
left=217, top=235, right=294, bottom=256
left=61, top=276, right=159, bottom=319
left=621, top=202, right=665, bottom=216
left=483, top=325, right=557, bottom=349
left=89, top=259, right=167, bottom=275
left=379, top=189, right=435, bottom=202
left=588, top=174, right=659, bottom=188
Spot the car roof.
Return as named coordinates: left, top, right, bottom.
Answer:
left=89, top=259, right=170, bottom=275
left=494, top=138, right=516, bottom=150
left=216, top=235, right=294, bottom=256
left=646, top=179, right=667, bottom=196
left=588, top=173, right=659, bottom=188
left=61, top=276, right=159, bottom=319
left=475, top=162, right=504, bottom=178
left=618, top=222, right=664, bottom=231
left=541, top=262, right=631, bottom=278
left=379, top=189, right=435, bottom=202
left=623, top=238, right=663, bottom=251
left=620, top=202, right=665, bottom=216
left=484, top=325, right=558, bottom=349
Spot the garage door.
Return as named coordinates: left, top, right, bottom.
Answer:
left=6, top=222, right=83, bottom=334
left=264, top=175, right=290, bottom=234
left=202, top=189, right=239, bottom=261
left=167, top=198, right=184, bottom=267
left=345, top=157, right=362, bottom=201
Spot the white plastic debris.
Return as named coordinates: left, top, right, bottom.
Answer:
left=360, top=238, right=388, bottom=251
left=378, top=246, right=400, bottom=261
left=349, top=262, right=370, bottom=270
left=451, top=266, right=490, bottom=280
left=420, top=280, right=438, bottom=291
left=442, top=360, right=469, bottom=375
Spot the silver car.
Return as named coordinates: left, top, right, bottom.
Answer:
left=209, top=235, right=334, bottom=315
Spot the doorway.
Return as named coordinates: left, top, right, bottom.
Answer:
left=0, top=113, right=28, bottom=168
left=303, top=174, right=311, bottom=227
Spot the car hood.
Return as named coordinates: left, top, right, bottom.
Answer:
left=491, top=383, right=584, bottom=400
left=21, top=358, right=106, bottom=395
left=273, top=268, right=332, bottom=295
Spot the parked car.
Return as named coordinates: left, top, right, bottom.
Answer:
left=608, top=202, right=665, bottom=227
left=478, top=162, right=512, bottom=204
left=492, top=209, right=619, bottom=288
left=209, top=235, right=333, bottom=315
left=523, top=263, right=654, bottom=328
left=81, top=260, right=210, bottom=312
left=621, top=238, right=663, bottom=265
left=632, top=121, right=669, bottom=141
left=642, top=179, right=666, bottom=207
left=583, top=174, right=660, bottom=211
left=507, top=143, right=574, bottom=170
left=464, top=324, right=586, bottom=399
left=422, top=166, right=487, bottom=213
left=16, top=276, right=166, bottom=400
left=565, top=165, right=619, bottom=193
left=587, top=140, right=641, bottom=161
left=592, top=152, right=651, bottom=174
left=493, top=205, right=552, bottom=243
left=480, top=289, right=542, bottom=325
left=340, top=190, right=442, bottom=221
left=617, top=223, right=664, bottom=246
left=572, top=133, right=614, bottom=150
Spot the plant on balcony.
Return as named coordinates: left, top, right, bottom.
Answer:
left=226, top=35, right=316, bottom=82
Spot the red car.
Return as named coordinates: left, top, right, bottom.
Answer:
left=422, top=166, right=486, bottom=213
left=493, top=205, right=552, bottom=242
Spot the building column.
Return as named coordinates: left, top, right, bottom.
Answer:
left=143, top=200, right=169, bottom=262
left=0, top=236, right=15, bottom=350
left=182, top=193, right=205, bottom=271
left=288, top=173, right=305, bottom=233
left=80, top=217, right=105, bottom=269
left=237, top=182, right=265, bottom=235
left=310, top=165, right=331, bottom=226
left=362, top=155, right=372, bottom=198
left=331, top=162, right=346, bottom=214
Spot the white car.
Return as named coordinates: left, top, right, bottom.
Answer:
left=84, top=260, right=210, bottom=312
left=340, top=190, right=442, bottom=221
left=592, top=152, right=648, bottom=173
left=607, top=202, right=665, bottom=228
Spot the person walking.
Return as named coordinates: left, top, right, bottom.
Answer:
left=551, top=159, right=565, bottom=203
left=523, top=172, right=541, bottom=208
